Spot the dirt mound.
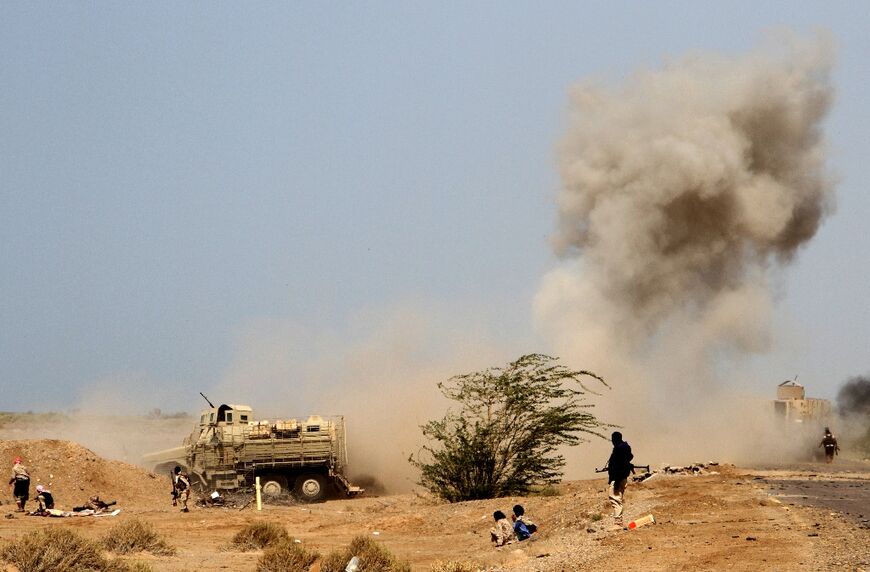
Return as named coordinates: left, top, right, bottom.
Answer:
left=0, top=439, right=167, bottom=511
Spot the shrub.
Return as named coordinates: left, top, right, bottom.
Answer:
left=533, top=485, right=561, bottom=497
left=430, top=561, right=481, bottom=572
left=0, top=527, right=130, bottom=572
left=125, top=562, right=154, bottom=572
left=231, top=522, right=291, bottom=551
left=256, top=540, right=319, bottom=572
left=102, top=518, right=177, bottom=556
left=410, top=354, right=610, bottom=501
left=320, top=535, right=410, bottom=572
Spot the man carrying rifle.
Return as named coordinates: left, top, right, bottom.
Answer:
left=173, top=466, right=191, bottom=512
left=604, top=431, right=633, bottom=529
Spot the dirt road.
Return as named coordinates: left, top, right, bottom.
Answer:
left=3, top=461, right=868, bottom=571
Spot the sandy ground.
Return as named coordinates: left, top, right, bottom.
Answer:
left=2, top=448, right=868, bottom=571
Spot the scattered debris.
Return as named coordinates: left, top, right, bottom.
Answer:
left=633, top=462, right=721, bottom=482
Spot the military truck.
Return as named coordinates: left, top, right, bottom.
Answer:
left=142, top=400, right=363, bottom=502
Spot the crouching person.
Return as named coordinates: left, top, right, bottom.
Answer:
left=512, top=504, right=537, bottom=541
left=490, top=511, right=514, bottom=547
left=35, top=484, right=54, bottom=512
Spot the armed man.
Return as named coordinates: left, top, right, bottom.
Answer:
left=819, top=427, right=840, bottom=464
left=173, top=466, right=191, bottom=512
left=603, top=431, right=634, bottom=529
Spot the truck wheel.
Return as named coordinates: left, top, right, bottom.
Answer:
left=260, top=476, right=288, bottom=497
left=294, top=474, right=327, bottom=502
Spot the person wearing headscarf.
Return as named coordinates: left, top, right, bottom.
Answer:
left=8, top=457, right=31, bottom=512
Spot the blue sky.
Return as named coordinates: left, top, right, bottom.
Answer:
left=2, top=3, right=869, bottom=413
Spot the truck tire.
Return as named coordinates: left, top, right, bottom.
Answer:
left=294, top=474, right=327, bottom=502
left=260, top=475, right=288, bottom=497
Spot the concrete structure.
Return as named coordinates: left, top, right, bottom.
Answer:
left=773, top=380, right=832, bottom=423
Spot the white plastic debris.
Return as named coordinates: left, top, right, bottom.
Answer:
left=346, top=556, right=360, bottom=572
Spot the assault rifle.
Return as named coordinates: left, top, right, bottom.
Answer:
left=594, top=463, right=651, bottom=474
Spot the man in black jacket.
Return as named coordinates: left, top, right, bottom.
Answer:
left=606, top=431, right=633, bottom=528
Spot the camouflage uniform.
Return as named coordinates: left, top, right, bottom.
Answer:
left=174, top=470, right=191, bottom=512
left=490, top=516, right=514, bottom=546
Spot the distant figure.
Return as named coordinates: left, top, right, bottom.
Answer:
left=73, top=495, right=115, bottom=513
left=34, top=484, right=54, bottom=511
left=819, top=428, right=839, bottom=464
left=489, top=510, right=514, bottom=547
left=512, top=504, right=538, bottom=539
left=8, top=457, right=30, bottom=512
left=173, top=466, right=191, bottom=512
left=606, top=431, right=634, bottom=529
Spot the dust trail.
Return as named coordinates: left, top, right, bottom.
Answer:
left=537, top=34, right=836, bottom=467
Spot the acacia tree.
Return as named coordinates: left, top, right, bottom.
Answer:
left=409, top=353, right=610, bottom=502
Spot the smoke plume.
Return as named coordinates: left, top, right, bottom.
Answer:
left=537, top=35, right=836, bottom=465
left=836, top=376, right=870, bottom=418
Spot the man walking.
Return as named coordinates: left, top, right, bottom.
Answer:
left=8, top=457, right=30, bottom=512
left=173, top=466, right=191, bottom=512
left=606, top=431, right=634, bottom=529
left=819, top=427, right=839, bottom=464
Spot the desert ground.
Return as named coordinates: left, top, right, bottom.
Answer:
left=1, top=439, right=868, bottom=571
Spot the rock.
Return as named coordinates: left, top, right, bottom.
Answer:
left=746, top=536, right=757, bottom=541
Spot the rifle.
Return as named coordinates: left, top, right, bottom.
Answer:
left=170, top=470, right=179, bottom=506
left=594, top=463, right=651, bottom=474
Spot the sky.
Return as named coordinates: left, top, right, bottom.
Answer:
left=2, top=2, right=869, bottom=415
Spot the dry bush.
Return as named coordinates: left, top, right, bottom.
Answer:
left=0, top=527, right=129, bottom=572
left=320, top=535, right=410, bottom=572
left=124, top=562, right=154, bottom=572
left=102, top=518, right=177, bottom=556
left=256, top=540, right=319, bottom=572
left=231, top=522, right=291, bottom=551
left=430, top=561, right=481, bottom=572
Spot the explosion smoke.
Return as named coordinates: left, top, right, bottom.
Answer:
left=536, top=35, right=836, bottom=464
left=836, top=376, right=870, bottom=418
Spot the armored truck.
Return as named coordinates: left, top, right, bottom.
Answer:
left=142, top=402, right=363, bottom=502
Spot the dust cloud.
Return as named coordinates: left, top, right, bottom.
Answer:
left=211, top=303, right=519, bottom=492
left=537, top=34, right=836, bottom=468
left=3, top=34, right=841, bottom=489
